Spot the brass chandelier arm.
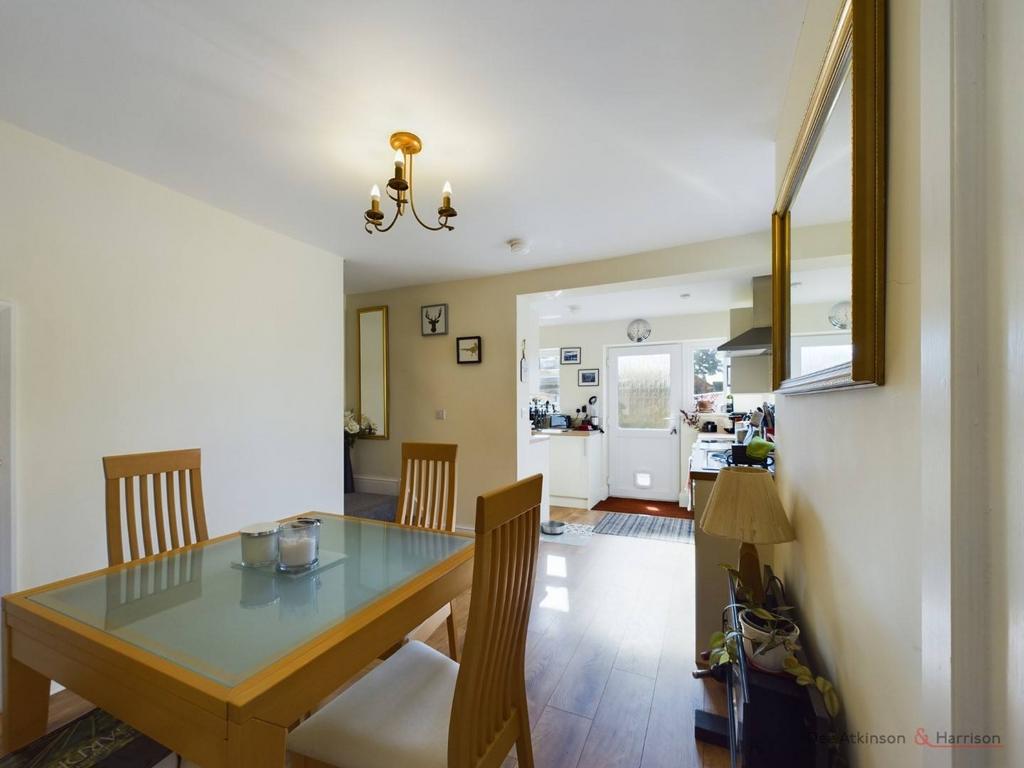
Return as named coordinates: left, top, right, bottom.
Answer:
left=405, top=154, right=451, bottom=231
left=365, top=207, right=401, bottom=234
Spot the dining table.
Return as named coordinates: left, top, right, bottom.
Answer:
left=1, top=513, right=474, bottom=767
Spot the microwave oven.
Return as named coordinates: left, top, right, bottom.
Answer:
left=549, top=413, right=571, bottom=429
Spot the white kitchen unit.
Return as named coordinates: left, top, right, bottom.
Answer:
left=546, top=431, right=607, bottom=510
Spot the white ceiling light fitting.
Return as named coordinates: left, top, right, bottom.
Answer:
left=507, top=238, right=532, bottom=257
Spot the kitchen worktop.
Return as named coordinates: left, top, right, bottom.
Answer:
left=689, top=439, right=775, bottom=481
left=532, top=429, right=603, bottom=437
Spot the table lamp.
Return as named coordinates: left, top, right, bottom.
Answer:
left=699, top=466, right=795, bottom=604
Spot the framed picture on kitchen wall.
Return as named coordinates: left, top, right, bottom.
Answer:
left=456, top=336, right=482, bottom=364
left=421, top=303, right=448, bottom=336
left=578, top=369, right=599, bottom=386
left=560, top=347, right=581, bottom=365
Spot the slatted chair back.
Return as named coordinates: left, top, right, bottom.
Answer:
left=396, top=442, right=458, bottom=531
left=448, top=474, right=542, bottom=768
left=103, top=448, right=209, bottom=566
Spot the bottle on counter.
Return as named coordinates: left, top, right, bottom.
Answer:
left=725, top=393, right=735, bottom=414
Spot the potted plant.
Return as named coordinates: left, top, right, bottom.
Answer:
left=738, top=607, right=800, bottom=673
left=343, top=411, right=377, bottom=493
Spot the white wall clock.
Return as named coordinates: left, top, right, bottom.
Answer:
left=626, top=318, right=652, bottom=343
left=828, top=301, right=852, bottom=330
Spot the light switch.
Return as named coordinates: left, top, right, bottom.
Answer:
left=436, top=409, right=446, bottom=420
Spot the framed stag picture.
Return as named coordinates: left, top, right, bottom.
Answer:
left=421, top=304, right=448, bottom=336
left=456, top=336, right=482, bottom=364
left=578, top=368, right=599, bottom=386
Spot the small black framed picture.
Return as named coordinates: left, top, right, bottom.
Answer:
left=421, top=303, right=448, bottom=336
left=560, top=347, right=582, bottom=365
left=456, top=336, right=482, bottom=364
left=578, top=368, right=599, bottom=386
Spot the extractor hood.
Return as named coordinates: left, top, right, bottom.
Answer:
left=718, top=275, right=772, bottom=357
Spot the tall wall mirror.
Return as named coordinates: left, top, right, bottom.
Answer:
left=356, top=305, right=389, bottom=439
left=772, top=0, right=886, bottom=394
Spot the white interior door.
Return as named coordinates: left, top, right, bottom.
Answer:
left=607, top=344, right=682, bottom=501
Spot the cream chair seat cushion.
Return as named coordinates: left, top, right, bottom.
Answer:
left=287, top=641, right=458, bottom=768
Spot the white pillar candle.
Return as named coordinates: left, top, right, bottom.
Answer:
left=239, top=523, right=280, bottom=566
left=279, top=536, right=317, bottom=567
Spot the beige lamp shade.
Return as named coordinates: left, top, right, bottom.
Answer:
left=700, top=467, right=795, bottom=544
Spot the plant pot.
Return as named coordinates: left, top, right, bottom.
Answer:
left=738, top=609, right=800, bottom=673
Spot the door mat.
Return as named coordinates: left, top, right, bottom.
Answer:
left=592, top=497, right=693, bottom=519
left=593, top=512, right=694, bottom=543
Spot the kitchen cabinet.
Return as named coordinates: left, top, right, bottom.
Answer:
left=547, top=432, right=606, bottom=510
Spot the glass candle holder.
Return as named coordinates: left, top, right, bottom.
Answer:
left=239, top=523, right=280, bottom=567
left=277, top=518, right=320, bottom=572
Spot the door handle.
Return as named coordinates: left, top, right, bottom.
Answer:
left=670, top=427, right=678, bottom=435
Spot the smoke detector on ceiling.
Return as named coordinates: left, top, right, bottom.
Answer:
left=507, top=238, right=531, bottom=257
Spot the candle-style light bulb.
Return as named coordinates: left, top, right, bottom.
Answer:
left=394, top=149, right=405, bottom=168
left=441, top=180, right=452, bottom=208
left=370, top=184, right=380, bottom=202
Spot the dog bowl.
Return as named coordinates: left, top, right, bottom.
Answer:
left=541, top=520, right=566, bottom=535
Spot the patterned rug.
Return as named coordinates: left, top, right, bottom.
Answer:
left=593, top=512, right=694, bottom=543
left=539, top=522, right=594, bottom=546
left=0, top=709, right=170, bottom=768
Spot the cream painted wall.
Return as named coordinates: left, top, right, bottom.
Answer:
left=772, top=1, right=922, bottom=766
left=345, top=223, right=857, bottom=529
left=986, top=0, right=1022, bottom=762
left=345, top=230, right=777, bottom=529
left=539, top=311, right=731, bottom=420
left=0, top=120, right=345, bottom=589
left=538, top=305, right=834, bottom=421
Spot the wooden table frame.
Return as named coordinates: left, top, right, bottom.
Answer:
left=2, top=513, right=474, bottom=767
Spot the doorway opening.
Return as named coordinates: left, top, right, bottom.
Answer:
left=516, top=270, right=780, bottom=521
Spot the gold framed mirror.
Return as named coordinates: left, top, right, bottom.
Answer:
left=772, top=0, right=886, bottom=394
left=356, top=305, right=389, bottom=439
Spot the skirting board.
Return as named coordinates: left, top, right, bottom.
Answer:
left=353, top=474, right=399, bottom=496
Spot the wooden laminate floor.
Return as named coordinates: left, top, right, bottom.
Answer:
left=1, top=505, right=729, bottom=768
left=426, top=506, right=729, bottom=768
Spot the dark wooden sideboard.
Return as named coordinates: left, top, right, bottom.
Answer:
left=694, top=566, right=833, bottom=767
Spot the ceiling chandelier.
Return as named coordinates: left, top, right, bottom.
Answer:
left=364, top=132, right=457, bottom=234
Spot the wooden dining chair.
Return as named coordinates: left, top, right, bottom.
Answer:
left=103, top=448, right=209, bottom=566
left=396, top=442, right=460, bottom=659
left=396, top=442, right=458, bottom=530
left=288, top=474, right=542, bottom=768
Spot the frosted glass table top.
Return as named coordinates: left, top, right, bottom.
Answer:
left=29, top=516, right=472, bottom=686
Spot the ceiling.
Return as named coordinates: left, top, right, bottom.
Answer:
left=0, top=0, right=809, bottom=293
left=531, top=257, right=851, bottom=326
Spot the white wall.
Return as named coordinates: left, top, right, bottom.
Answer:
left=986, top=0, right=1022, bottom=761
left=0, top=120, right=345, bottom=589
left=772, top=1, right=923, bottom=765
left=516, top=296, right=550, bottom=522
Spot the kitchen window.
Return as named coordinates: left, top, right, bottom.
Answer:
left=683, top=340, right=729, bottom=411
left=537, top=347, right=560, bottom=411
